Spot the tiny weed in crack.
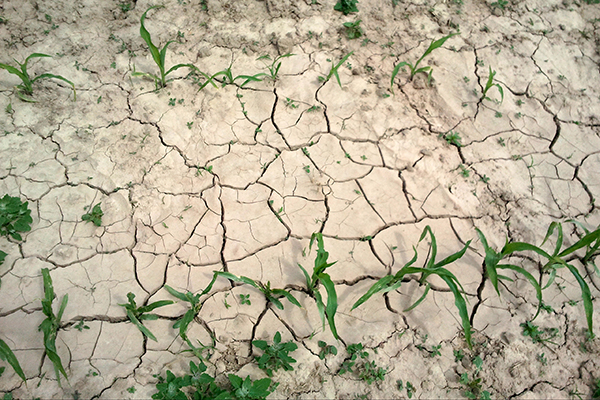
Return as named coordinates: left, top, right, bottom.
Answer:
left=119, top=292, right=173, bottom=342
left=253, top=331, right=298, bottom=377
left=81, top=203, right=103, bottom=227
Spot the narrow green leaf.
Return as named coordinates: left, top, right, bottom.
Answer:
left=272, top=289, right=302, bottom=308
left=319, top=273, right=339, bottom=339
left=126, top=309, right=157, bottom=341
left=440, top=275, right=472, bottom=349
left=476, top=228, right=502, bottom=295
left=403, top=283, right=430, bottom=312
left=215, top=271, right=259, bottom=288
left=565, top=263, right=594, bottom=335
left=32, top=73, right=76, bottom=101
left=139, top=6, right=165, bottom=81
left=164, top=285, right=189, bottom=302
left=502, top=242, right=551, bottom=260
left=138, top=300, right=174, bottom=313
left=351, top=275, right=395, bottom=310
left=497, top=264, right=543, bottom=319
left=0, top=339, right=26, bottom=382
left=558, top=228, right=600, bottom=258
left=390, top=61, right=410, bottom=94
left=414, top=33, right=458, bottom=71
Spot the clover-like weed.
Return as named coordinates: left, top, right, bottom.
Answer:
left=391, top=33, right=458, bottom=92
left=343, top=20, right=363, bottom=40
left=133, top=6, right=214, bottom=89
left=81, top=203, right=103, bottom=227
left=214, top=272, right=301, bottom=310
left=119, top=292, right=173, bottom=342
left=318, top=340, right=337, bottom=359
left=39, top=268, right=69, bottom=386
left=0, top=339, right=26, bottom=383
left=0, top=194, right=32, bottom=241
left=0, top=53, right=76, bottom=102
left=352, top=226, right=474, bottom=348
left=318, top=52, right=353, bottom=89
left=256, top=53, right=294, bottom=81
left=297, top=233, right=340, bottom=339
left=481, top=67, right=503, bottom=103
left=334, top=0, right=359, bottom=15
left=253, top=331, right=298, bottom=377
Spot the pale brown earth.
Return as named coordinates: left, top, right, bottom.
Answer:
left=1, top=0, right=600, bottom=398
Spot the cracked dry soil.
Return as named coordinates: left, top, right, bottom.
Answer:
left=1, top=0, right=600, bottom=398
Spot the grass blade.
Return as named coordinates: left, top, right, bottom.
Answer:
left=439, top=275, right=472, bottom=349
left=319, top=273, right=339, bottom=340
left=502, top=242, right=552, bottom=260
left=558, top=228, right=600, bottom=258
left=390, top=61, right=410, bottom=94
left=164, top=285, right=189, bottom=302
left=33, top=73, right=76, bottom=101
left=565, top=263, right=594, bottom=336
left=497, top=264, right=543, bottom=319
left=414, top=33, right=458, bottom=71
left=403, top=283, right=430, bottom=312
left=139, top=6, right=165, bottom=83
left=351, top=275, right=395, bottom=310
left=476, top=228, right=502, bottom=295
left=272, top=289, right=302, bottom=308
left=215, top=271, right=259, bottom=289
left=0, top=339, right=26, bottom=382
left=126, top=308, right=157, bottom=342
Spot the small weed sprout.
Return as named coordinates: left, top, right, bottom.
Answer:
left=391, top=33, right=458, bottom=92
left=39, top=268, right=69, bottom=386
left=82, top=203, right=103, bottom=227
left=339, top=344, right=386, bottom=384
left=214, top=271, right=301, bottom=310
left=319, top=52, right=354, bottom=88
left=343, top=20, right=364, bottom=39
left=334, top=0, right=359, bottom=15
left=119, top=292, right=174, bottom=342
left=481, top=67, right=504, bottom=103
left=297, top=233, right=340, bottom=339
left=133, top=6, right=213, bottom=89
left=253, top=331, right=298, bottom=377
left=0, top=194, right=32, bottom=241
left=442, top=130, right=462, bottom=147
left=318, top=341, right=338, bottom=359
left=201, top=63, right=266, bottom=89
left=0, top=53, right=76, bottom=102
left=460, top=355, right=491, bottom=400
left=520, top=321, right=559, bottom=345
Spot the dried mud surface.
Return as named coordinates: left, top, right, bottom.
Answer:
left=1, top=0, right=600, bottom=398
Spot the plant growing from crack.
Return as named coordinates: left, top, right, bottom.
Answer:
left=81, top=203, right=103, bottom=227
left=318, top=52, right=354, bottom=88
left=39, top=268, right=69, bottom=386
left=0, top=53, right=76, bottom=102
left=132, top=6, right=214, bottom=89
left=298, top=233, right=340, bottom=340
left=481, top=67, right=503, bottom=103
left=0, top=194, right=32, bottom=241
left=200, top=63, right=266, bottom=89
left=119, top=292, right=173, bottom=342
left=520, top=321, right=559, bottom=345
left=256, top=53, right=294, bottom=81
left=339, top=343, right=387, bottom=385
left=253, top=331, right=298, bottom=377
left=214, top=272, right=301, bottom=310
left=391, top=32, right=458, bottom=92
left=352, top=225, right=474, bottom=348
left=459, top=355, right=491, bottom=400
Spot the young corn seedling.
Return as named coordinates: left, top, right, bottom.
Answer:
left=297, top=233, right=340, bottom=340
left=214, top=272, right=301, bottom=310
left=256, top=53, right=294, bottom=81
left=0, top=194, right=32, bottom=241
left=119, top=292, right=173, bottom=342
left=0, top=53, right=76, bottom=102
left=318, top=52, right=354, bottom=89
left=0, top=339, right=26, bottom=383
left=391, top=32, right=458, bottom=92
left=352, top=226, right=474, bottom=348
left=39, top=268, right=69, bottom=386
left=133, top=6, right=214, bottom=89
left=481, top=67, right=503, bottom=103
left=253, top=331, right=298, bottom=377
left=200, top=63, right=266, bottom=89
left=479, top=221, right=599, bottom=338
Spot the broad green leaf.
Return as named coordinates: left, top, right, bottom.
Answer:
left=138, top=300, right=174, bottom=314
left=0, top=339, right=26, bottom=382
left=164, top=285, right=189, bottom=302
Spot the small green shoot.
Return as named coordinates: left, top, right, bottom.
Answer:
left=253, top=331, right=298, bottom=377
left=0, top=53, right=76, bottom=102
left=318, top=341, right=338, bottom=359
left=119, top=292, right=173, bottom=342
left=442, top=131, right=462, bottom=147
left=297, top=233, right=340, bottom=339
left=133, top=6, right=214, bottom=89
left=397, top=380, right=415, bottom=399
left=240, top=294, right=251, bottom=305
left=334, top=0, right=359, bottom=15
left=338, top=343, right=369, bottom=375
left=39, top=268, right=69, bottom=386
left=481, top=67, right=503, bottom=103
left=201, top=63, right=266, bottom=89
left=214, top=272, right=301, bottom=310
left=460, top=355, right=491, bottom=400
left=391, top=33, right=458, bottom=92
left=343, top=20, right=363, bottom=40
left=81, top=203, right=103, bottom=227
left=319, top=52, right=353, bottom=88
left=0, top=194, right=32, bottom=241
left=257, top=53, right=294, bottom=81
left=520, top=321, right=559, bottom=345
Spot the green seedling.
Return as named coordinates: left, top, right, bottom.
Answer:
left=153, top=360, right=276, bottom=400
left=460, top=355, right=491, bottom=400
left=479, top=221, right=599, bottom=337
left=490, top=0, right=508, bottom=9
left=338, top=343, right=385, bottom=384
left=253, top=331, right=298, bottom=377
left=319, top=52, right=353, bottom=88
left=520, top=321, right=559, bottom=345
left=0, top=53, right=76, bottom=102
left=442, top=130, right=462, bottom=147
left=343, top=20, right=363, bottom=40
left=358, top=359, right=387, bottom=385
left=318, top=340, right=337, bottom=359
left=352, top=225, right=474, bottom=348
left=481, top=67, right=503, bottom=103
left=0, top=194, right=32, bottom=241
left=397, top=380, right=416, bottom=399
left=39, top=268, right=69, bottom=386
left=334, top=0, right=359, bottom=15
left=256, top=53, right=294, bottom=81
left=214, top=272, right=301, bottom=310
left=119, top=292, right=173, bottom=342
left=297, top=233, right=340, bottom=339
left=81, top=203, right=103, bottom=227
left=0, top=339, right=26, bottom=383
left=133, top=6, right=214, bottom=89
left=240, top=294, right=251, bottom=305
left=338, top=343, right=369, bottom=375
left=391, top=33, right=458, bottom=92
left=201, top=63, right=266, bottom=89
